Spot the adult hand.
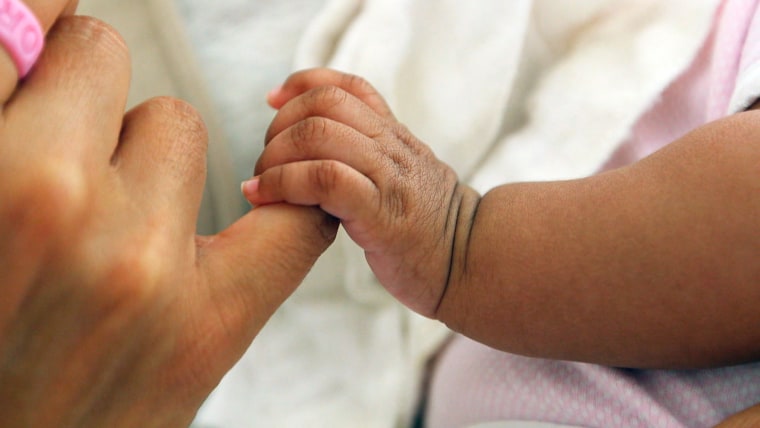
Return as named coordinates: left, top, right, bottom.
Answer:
left=0, top=3, right=337, bottom=427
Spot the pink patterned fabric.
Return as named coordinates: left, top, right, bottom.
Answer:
left=427, top=338, right=760, bottom=428
left=426, top=1, right=760, bottom=427
left=605, top=0, right=759, bottom=169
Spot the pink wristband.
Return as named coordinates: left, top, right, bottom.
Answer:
left=0, top=0, right=43, bottom=78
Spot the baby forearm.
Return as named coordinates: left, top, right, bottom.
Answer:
left=438, top=113, right=760, bottom=369
left=250, top=69, right=760, bottom=369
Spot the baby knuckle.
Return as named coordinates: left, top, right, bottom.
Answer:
left=392, top=123, right=425, bottom=150
left=291, top=117, right=330, bottom=148
left=383, top=189, right=410, bottom=218
left=308, top=85, right=349, bottom=111
left=310, top=161, right=342, bottom=197
left=384, top=146, right=415, bottom=177
left=340, top=73, right=374, bottom=96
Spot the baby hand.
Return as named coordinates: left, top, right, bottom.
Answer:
left=244, top=68, right=481, bottom=317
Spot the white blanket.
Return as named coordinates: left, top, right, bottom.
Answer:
left=193, top=0, right=718, bottom=427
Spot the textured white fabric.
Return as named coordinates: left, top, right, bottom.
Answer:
left=470, top=0, right=719, bottom=190
left=175, top=0, right=329, bottom=188
left=177, top=0, right=719, bottom=426
left=295, top=0, right=719, bottom=190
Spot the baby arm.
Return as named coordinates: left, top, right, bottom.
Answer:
left=245, top=68, right=760, bottom=369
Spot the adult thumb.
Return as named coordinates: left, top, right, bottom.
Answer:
left=196, top=204, right=337, bottom=350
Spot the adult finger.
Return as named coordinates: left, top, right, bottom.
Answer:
left=3, top=16, right=130, bottom=168
left=256, top=117, right=382, bottom=176
left=0, top=0, right=79, bottom=102
left=196, top=204, right=338, bottom=353
left=114, top=97, right=208, bottom=239
left=267, top=68, right=395, bottom=119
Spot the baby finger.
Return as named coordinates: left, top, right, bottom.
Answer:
left=243, top=160, right=380, bottom=233
left=256, top=117, right=380, bottom=177
left=268, top=68, right=395, bottom=120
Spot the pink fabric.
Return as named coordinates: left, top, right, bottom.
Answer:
left=426, top=1, right=760, bottom=427
left=427, top=338, right=760, bottom=428
left=605, top=0, right=759, bottom=169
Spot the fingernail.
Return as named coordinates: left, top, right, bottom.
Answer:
left=241, top=178, right=260, bottom=199
left=266, top=85, right=283, bottom=105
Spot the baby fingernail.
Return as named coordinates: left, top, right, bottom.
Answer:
left=241, top=178, right=260, bottom=199
left=266, top=85, right=283, bottom=104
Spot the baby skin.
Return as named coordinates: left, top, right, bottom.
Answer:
left=243, top=68, right=760, bottom=371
